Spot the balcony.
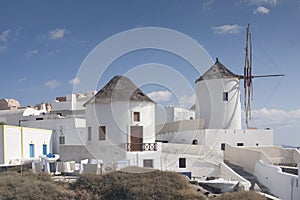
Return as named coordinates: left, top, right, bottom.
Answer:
left=126, top=143, right=158, bottom=152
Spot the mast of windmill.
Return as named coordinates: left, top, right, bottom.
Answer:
left=242, top=24, right=284, bottom=129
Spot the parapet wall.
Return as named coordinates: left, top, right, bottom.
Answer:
left=224, top=144, right=272, bottom=173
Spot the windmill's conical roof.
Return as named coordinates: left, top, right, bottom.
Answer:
left=84, top=75, right=155, bottom=105
left=195, top=58, right=239, bottom=82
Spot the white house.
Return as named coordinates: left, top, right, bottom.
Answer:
left=60, top=76, right=160, bottom=167
left=0, top=125, right=52, bottom=165
left=22, top=116, right=86, bottom=154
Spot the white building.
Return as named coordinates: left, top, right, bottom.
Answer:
left=60, top=76, right=160, bottom=167
left=0, top=125, right=52, bottom=165
left=0, top=107, right=47, bottom=126
left=50, top=91, right=96, bottom=119
left=22, top=116, right=86, bottom=154
left=155, top=106, right=195, bottom=125
left=195, top=58, right=242, bottom=129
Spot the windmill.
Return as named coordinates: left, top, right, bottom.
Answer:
left=242, top=24, right=284, bottom=129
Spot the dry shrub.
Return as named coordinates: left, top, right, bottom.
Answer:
left=0, top=171, right=76, bottom=200
left=71, top=169, right=206, bottom=200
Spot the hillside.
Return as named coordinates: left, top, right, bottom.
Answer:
left=0, top=167, right=266, bottom=200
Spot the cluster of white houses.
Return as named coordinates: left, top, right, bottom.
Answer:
left=0, top=59, right=299, bottom=199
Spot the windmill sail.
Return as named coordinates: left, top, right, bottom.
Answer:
left=242, top=24, right=284, bottom=129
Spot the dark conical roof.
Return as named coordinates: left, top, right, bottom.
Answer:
left=195, top=58, right=239, bottom=83
left=84, top=75, right=155, bottom=105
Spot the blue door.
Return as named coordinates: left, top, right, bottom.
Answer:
left=29, top=144, right=34, bottom=158
left=43, top=144, right=47, bottom=155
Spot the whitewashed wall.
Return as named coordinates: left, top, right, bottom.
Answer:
left=204, top=129, right=273, bottom=148
left=86, top=101, right=155, bottom=146
left=156, top=129, right=273, bottom=150
left=126, top=143, right=163, bottom=169
left=196, top=78, right=241, bottom=129
left=22, top=127, right=52, bottom=159
left=224, top=144, right=272, bottom=174
left=161, top=143, right=223, bottom=177
left=254, top=160, right=299, bottom=200
left=23, top=117, right=86, bottom=153
left=219, top=162, right=251, bottom=190
left=1, top=126, right=22, bottom=164
left=155, top=106, right=195, bottom=125
left=247, top=146, right=300, bottom=164
left=0, top=125, right=52, bottom=164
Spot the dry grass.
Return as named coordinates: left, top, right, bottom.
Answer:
left=71, top=169, right=206, bottom=200
left=0, top=171, right=75, bottom=200
left=0, top=167, right=268, bottom=200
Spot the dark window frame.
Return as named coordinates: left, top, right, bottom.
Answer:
left=99, top=126, right=106, bottom=140
left=133, top=112, right=140, bottom=122
left=179, top=158, right=186, bottom=168
left=223, top=92, right=229, bottom=101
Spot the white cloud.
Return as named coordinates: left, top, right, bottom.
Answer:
left=45, top=80, right=61, bottom=89
left=249, top=108, right=300, bottom=128
left=179, top=94, right=196, bottom=109
left=25, top=49, right=38, bottom=58
left=241, top=0, right=278, bottom=6
left=147, top=90, right=173, bottom=102
left=0, top=29, right=11, bottom=42
left=212, top=24, right=243, bottom=34
left=202, top=0, right=214, bottom=10
left=69, top=77, right=80, bottom=85
left=49, top=28, right=69, bottom=40
left=253, top=6, right=270, bottom=14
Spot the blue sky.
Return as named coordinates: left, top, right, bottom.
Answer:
left=0, top=0, right=300, bottom=145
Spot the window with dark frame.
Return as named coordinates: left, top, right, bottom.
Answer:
left=99, top=126, right=106, bottom=140
left=223, top=92, right=228, bottom=101
left=59, top=136, right=65, bottom=145
left=237, top=143, right=244, bottom=146
left=179, top=158, right=186, bottom=168
left=221, top=143, right=225, bottom=151
left=143, top=159, right=153, bottom=168
left=88, top=127, right=92, bottom=141
left=133, top=112, right=140, bottom=122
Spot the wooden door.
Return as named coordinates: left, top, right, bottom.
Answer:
left=130, top=126, right=143, bottom=151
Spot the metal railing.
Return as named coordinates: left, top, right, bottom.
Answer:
left=126, top=143, right=157, bottom=152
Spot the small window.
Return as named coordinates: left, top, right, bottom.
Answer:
left=59, top=136, right=65, bottom=145
left=99, top=126, right=106, bottom=140
left=133, top=112, right=140, bottom=122
left=256, top=143, right=259, bottom=146
left=88, top=127, right=92, bottom=141
left=192, top=140, right=198, bottom=145
left=43, top=144, right=47, bottom=155
left=237, top=143, right=244, bottom=146
left=179, top=158, right=186, bottom=168
left=143, top=159, right=153, bottom=168
left=223, top=92, right=228, bottom=101
left=29, top=144, right=35, bottom=158
left=221, top=143, right=225, bottom=151
left=36, top=117, right=44, bottom=121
